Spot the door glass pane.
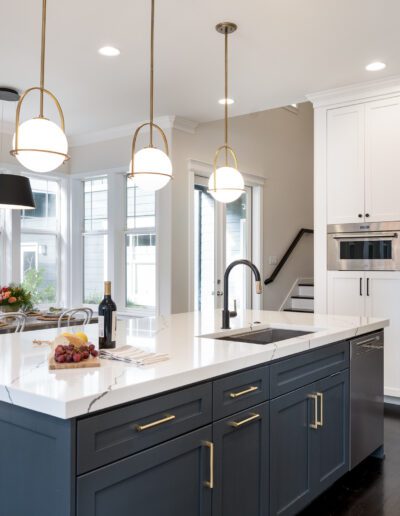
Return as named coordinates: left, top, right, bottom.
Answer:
left=83, top=234, right=108, bottom=304
left=126, top=233, right=156, bottom=309
left=21, top=233, right=57, bottom=304
left=226, top=192, right=250, bottom=310
left=194, top=184, right=215, bottom=311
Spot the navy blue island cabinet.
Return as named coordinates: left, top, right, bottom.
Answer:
left=0, top=335, right=373, bottom=516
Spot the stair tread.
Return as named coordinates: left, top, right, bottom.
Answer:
left=298, top=283, right=314, bottom=287
left=291, top=295, right=314, bottom=300
left=284, top=308, right=314, bottom=313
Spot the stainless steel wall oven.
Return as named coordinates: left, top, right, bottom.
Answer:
left=328, top=222, right=400, bottom=271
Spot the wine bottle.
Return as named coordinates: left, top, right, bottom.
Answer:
left=98, top=281, right=117, bottom=349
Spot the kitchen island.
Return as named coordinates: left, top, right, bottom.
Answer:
left=0, top=309, right=388, bottom=516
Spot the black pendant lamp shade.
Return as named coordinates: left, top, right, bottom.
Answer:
left=0, top=174, right=35, bottom=210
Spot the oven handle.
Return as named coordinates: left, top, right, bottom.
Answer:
left=333, top=233, right=398, bottom=240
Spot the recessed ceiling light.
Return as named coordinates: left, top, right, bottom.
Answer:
left=98, top=46, right=120, bottom=57
left=218, top=98, right=234, bottom=105
left=365, top=61, right=386, bottom=72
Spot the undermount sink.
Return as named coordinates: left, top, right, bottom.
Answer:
left=215, top=327, right=314, bottom=345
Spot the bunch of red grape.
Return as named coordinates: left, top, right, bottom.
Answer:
left=54, top=343, right=99, bottom=363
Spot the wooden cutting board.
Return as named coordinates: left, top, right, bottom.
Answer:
left=48, top=355, right=101, bottom=370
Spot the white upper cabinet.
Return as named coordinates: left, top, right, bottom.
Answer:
left=365, top=97, right=400, bottom=222
left=327, top=105, right=365, bottom=225
left=326, top=96, right=400, bottom=225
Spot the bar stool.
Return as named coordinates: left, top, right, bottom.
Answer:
left=57, top=308, right=93, bottom=329
left=0, top=312, right=27, bottom=333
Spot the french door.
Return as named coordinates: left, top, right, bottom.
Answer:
left=194, top=175, right=253, bottom=312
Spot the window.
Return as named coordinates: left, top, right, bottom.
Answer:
left=83, top=177, right=108, bottom=304
left=20, top=178, right=60, bottom=305
left=126, top=179, right=156, bottom=312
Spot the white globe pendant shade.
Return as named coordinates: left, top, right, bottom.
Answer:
left=208, top=166, right=245, bottom=203
left=129, top=147, right=172, bottom=191
left=12, top=117, right=68, bottom=173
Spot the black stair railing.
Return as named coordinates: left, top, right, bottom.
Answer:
left=264, top=228, right=314, bottom=285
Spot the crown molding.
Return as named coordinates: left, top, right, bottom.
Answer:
left=307, top=74, right=400, bottom=108
left=69, top=115, right=198, bottom=148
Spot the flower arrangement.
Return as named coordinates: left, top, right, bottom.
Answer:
left=0, top=284, right=33, bottom=312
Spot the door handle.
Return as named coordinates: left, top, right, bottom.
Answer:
left=367, top=278, right=370, bottom=296
left=202, top=441, right=214, bottom=489
left=308, top=394, right=319, bottom=429
left=317, top=392, right=324, bottom=427
left=359, top=278, right=363, bottom=296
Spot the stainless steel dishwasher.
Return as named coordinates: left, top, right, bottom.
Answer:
left=350, top=331, right=384, bottom=469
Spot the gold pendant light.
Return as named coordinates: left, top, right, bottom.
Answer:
left=128, top=0, right=172, bottom=192
left=10, top=0, right=69, bottom=173
left=208, top=22, right=244, bottom=204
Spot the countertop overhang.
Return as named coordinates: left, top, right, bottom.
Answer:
left=0, top=310, right=388, bottom=419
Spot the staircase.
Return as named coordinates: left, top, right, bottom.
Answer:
left=281, top=279, right=314, bottom=314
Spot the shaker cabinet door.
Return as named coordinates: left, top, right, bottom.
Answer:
left=365, top=96, right=400, bottom=222
left=313, top=370, right=349, bottom=495
left=326, top=104, right=365, bottom=224
left=327, top=271, right=365, bottom=317
left=270, top=385, right=315, bottom=516
left=77, top=426, right=212, bottom=516
left=213, top=402, right=269, bottom=516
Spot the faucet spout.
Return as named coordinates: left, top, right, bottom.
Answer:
left=222, top=259, right=262, bottom=329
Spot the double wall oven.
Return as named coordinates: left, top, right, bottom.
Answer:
left=328, top=222, right=400, bottom=271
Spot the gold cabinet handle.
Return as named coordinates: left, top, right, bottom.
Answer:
left=229, top=385, right=258, bottom=398
left=317, top=392, right=324, bottom=427
left=135, top=414, right=176, bottom=432
left=229, top=412, right=260, bottom=428
left=308, top=394, right=318, bottom=429
left=202, top=441, right=214, bottom=489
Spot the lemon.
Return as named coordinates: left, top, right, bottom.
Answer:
left=61, top=332, right=75, bottom=338
left=75, top=331, right=88, bottom=343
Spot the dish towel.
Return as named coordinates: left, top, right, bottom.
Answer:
left=100, top=345, right=169, bottom=366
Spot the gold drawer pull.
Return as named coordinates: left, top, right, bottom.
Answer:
left=308, top=394, right=318, bottom=429
left=229, top=412, right=260, bottom=428
left=135, top=414, right=176, bottom=432
left=229, top=385, right=259, bottom=398
left=317, top=392, right=324, bottom=427
left=202, top=441, right=214, bottom=489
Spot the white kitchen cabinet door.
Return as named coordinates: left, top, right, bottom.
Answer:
left=365, top=97, right=400, bottom=222
left=365, top=271, right=400, bottom=398
left=327, top=271, right=365, bottom=317
left=326, top=105, right=365, bottom=225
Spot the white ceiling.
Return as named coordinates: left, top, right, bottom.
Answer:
left=1, top=0, right=400, bottom=136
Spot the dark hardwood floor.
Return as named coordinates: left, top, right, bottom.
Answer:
left=300, top=405, right=400, bottom=516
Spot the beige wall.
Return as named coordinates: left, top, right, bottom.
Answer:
left=171, top=102, right=314, bottom=312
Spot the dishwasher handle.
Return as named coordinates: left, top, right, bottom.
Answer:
left=351, top=332, right=383, bottom=356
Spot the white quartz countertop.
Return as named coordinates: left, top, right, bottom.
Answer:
left=0, top=309, right=388, bottom=419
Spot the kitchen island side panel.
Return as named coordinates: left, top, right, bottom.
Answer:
left=0, top=401, right=75, bottom=516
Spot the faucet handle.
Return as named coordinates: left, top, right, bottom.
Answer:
left=229, top=299, right=238, bottom=318
left=255, top=281, right=263, bottom=294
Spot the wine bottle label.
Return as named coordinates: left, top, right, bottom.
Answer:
left=98, top=315, right=105, bottom=338
left=112, top=311, right=117, bottom=341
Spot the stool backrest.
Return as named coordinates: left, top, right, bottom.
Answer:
left=0, top=312, right=27, bottom=333
left=57, top=308, right=93, bottom=329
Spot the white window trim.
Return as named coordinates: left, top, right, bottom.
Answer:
left=188, top=159, right=264, bottom=312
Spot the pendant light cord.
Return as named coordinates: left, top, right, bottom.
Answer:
left=149, top=0, right=155, bottom=147
left=224, top=30, right=229, bottom=165
left=39, top=0, right=47, bottom=118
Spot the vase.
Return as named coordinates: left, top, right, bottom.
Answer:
left=0, top=304, right=21, bottom=314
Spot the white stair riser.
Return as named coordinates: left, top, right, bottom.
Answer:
left=298, top=285, right=314, bottom=297
left=291, top=297, right=314, bottom=310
